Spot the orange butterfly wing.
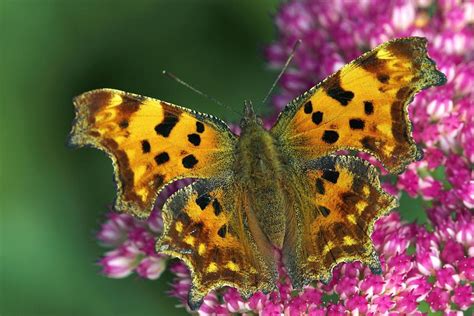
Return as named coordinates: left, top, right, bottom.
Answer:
left=69, top=89, right=236, bottom=217
left=157, top=179, right=277, bottom=308
left=272, top=37, right=446, bottom=173
left=283, top=156, right=396, bottom=287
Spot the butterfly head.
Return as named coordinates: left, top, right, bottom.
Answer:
left=240, top=100, right=263, bottom=130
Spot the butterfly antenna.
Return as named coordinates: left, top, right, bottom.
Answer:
left=261, top=39, right=301, bottom=105
left=162, top=70, right=240, bottom=116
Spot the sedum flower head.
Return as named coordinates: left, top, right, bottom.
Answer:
left=98, top=209, right=166, bottom=280
left=98, top=209, right=472, bottom=314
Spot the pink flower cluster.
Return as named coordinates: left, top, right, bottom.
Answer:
left=97, top=209, right=166, bottom=280
left=96, top=0, right=473, bottom=314
left=98, top=208, right=473, bottom=314
left=97, top=181, right=192, bottom=280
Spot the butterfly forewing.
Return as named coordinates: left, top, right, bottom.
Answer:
left=69, top=89, right=236, bottom=217
left=272, top=37, right=446, bottom=173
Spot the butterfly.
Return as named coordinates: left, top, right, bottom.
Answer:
left=69, top=37, right=446, bottom=309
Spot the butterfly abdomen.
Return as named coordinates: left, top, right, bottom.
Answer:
left=235, top=124, right=288, bottom=248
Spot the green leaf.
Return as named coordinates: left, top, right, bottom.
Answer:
left=428, top=275, right=436, bottom=284
left=398, top=193, right=428, bottom=224
left=418, top=301, right=430, bottom=313
left=322, top=293, right=339, bottom=305
left=406, top=244, right=416, bottom=255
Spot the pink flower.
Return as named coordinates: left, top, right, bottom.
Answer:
left=458, top=257, right=474, bottom=281
left=423, top=148, right=445, bottom=170
left=406, top=275, right=431, bottom=300
left=370, top=294, right=394, bottom=313
left=441, top=239, right=466, bottom=264
left=97, top=212, right=135, bottom=247
left=417, top=249, right=442, bottom=276
left=136, top=256, right=166, bottom=280
left=345, top=294, right=368, bottom=314
left=418, top=176, right=444, bottom=200
left=458, top=180, right=474, bottom=209
left=426, top=96, right=453, bottom=120
left=397, top=169, right=420, bottom=197
left=435, top=265, right=459, bottom=290
left=394, top=291, right=418, bottom=314
left=452, top=284, right=474, bottom=309
left=100, top=243, right=142, bottom=278
left=426, top=287, right=450, bottom=311
left=97, top=208, right=168, bottom=281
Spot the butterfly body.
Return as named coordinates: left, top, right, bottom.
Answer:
left=235, top=102, right=290, bottom=248
left=70, top=37, right=446, bottom=308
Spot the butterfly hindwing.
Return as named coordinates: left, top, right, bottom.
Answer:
left=156, top=179, right=277, bottom=308
left=69, top=89, right=236, bottom=217
left=272, top=37, right=446, bottom=173
left=283, top=155, right=397, bottom=287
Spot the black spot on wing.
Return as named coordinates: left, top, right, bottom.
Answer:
left=141, top=140, right=151, bottom=153
left=154, top=152, right=169, bottom=165
left=187, top=133, right=201, bottom=146
left=119, top=119, right=129, bottom=129
left=327, top=88, right=354, bottom=106
left=312, top=111, right=323, bottom=125
left=349, top=119, right=365, bottom=130
left=217, top=225, right=227, bottom=238
left=323, top=72, right=354, bottom=106
left=212, top=199, right=222, bottom=216
left=364, top=101, right=374, bottom=115
left=155, top=112, right=179, bottom=137
left=196, top=121, right=205, bottom=133
left=304, top=101, right=313, bottom=114
left=316, top=178, right=325, bottom=194
left=196, top=193, right=212, bottom=210
left=322, top=130, right=339, bottom=144
left=318, top=205, right=330, bottom=217
left=322, top=170, right=339, bottom=183
left=377, top=74, right=390, bottom=83
left=182, top=154, right=198, bottom=168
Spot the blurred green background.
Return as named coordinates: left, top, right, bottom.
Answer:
left=1, top=1, right=280, bottom=315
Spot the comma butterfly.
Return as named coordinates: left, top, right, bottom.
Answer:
left=69, top=37, right=446, bottom=308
